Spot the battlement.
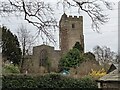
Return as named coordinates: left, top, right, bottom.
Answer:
left=60, top=13, right=83, bottom=23
left=67, top=15, right=82, bottom=20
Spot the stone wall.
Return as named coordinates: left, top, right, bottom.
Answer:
left=23, top=44, right=61, bottom=74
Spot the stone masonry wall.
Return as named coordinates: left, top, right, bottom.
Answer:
left=59, top=13, right=84, bottom=55
left=24, top=45, right=61, bottom=74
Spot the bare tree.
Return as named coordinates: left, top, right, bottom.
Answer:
left=17, top=24, right=35, bottom=72
left=93, top=45, right=118, bottom=65
left=58, top=0, right=113, bottom=32
left=0, top=0, right=113, bottom=41
left=17, top=24, right=34, bottom=55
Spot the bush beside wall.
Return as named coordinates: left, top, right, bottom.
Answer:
left=2, top=73, right=97, bottom=89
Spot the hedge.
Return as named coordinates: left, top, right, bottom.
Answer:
left=2, top=73, right=98, bottom=89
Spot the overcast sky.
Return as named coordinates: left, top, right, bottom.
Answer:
left=0, top=0, right=119, bottom=53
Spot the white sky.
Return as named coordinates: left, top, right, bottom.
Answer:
left=0, top=0, right=119, bottom=53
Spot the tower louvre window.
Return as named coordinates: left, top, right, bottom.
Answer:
left=72, top=23, right=75, bottom=28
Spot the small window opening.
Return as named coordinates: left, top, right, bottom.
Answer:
left=72, top=24, right=75, bottom=28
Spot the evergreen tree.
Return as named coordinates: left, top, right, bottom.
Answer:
left=2, top=26, right=22, bottom=65
left=83, top=52, right=95, bottom=60
left=73, top=42, right=84, bottom=53
left=59, top=48, right=83, bottom=70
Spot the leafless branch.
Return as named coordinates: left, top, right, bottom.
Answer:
left=0, top=0, right=58, bottom=43
left=62, top=0, right=113, bottom=32
left=0, top=0, right=114, bottom=41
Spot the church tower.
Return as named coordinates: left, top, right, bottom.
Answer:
left=59, top=13, right=84, bottom=55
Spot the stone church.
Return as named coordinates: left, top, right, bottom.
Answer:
left=23, top=13, right=84, bottom=74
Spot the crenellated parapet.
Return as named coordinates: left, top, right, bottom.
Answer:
left=60, top=13, right=83, bottom=22
left=67, top=15, right=82, bottom=21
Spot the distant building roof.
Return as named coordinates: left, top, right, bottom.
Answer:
left=113, top=64, right=119, bottom=69
left=107, top=64, right=119, bottom=74
left=97, top=69, right=120, bottom=82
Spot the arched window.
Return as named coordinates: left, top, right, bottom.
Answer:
left=39, top=49, right=47, bottom=66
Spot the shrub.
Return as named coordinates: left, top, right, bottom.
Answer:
left=83, top=52, right=96, bottom=60
left=2, top=73, right=98, bottom=89
left=89, top=68, right=106, bottom=79
left=73, top=42, right=84, bottom=53
left=2, top=63, right=20, bottom=74
left=59, top=48, right=83, bottom=70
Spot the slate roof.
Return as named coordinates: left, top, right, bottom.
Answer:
left=107, top=64, right=119, bottom=74
left=97, top=69, right=120, bottom=82
left=113, top=64, right=119, bottom=69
